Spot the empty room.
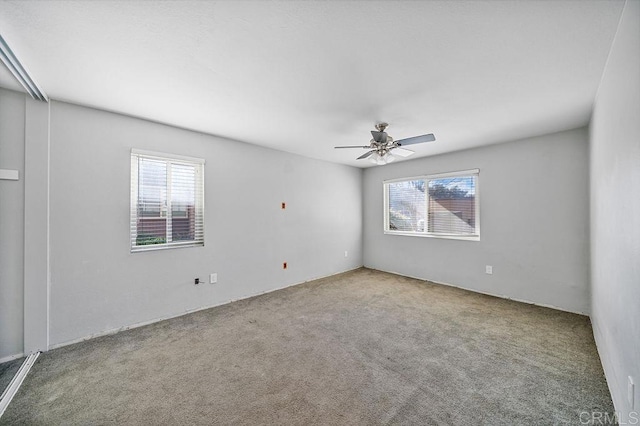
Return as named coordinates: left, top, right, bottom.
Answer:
left=0, top=0, right=638, bottom=424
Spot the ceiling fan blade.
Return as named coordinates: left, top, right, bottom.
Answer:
left=357, top=150, right=375, bottom=160
left=371, top=131, right=387, bottom=144
left=334, top=145, right=371, bottom=149
left=396, top=133, right=436, bottom=146
left=391, top=147, right=414, bottom=157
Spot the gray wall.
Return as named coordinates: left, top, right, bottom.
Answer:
left=363, top=128, right=590, bottom=314
left=0, top=89, right=25, bottom=360
left=46, top=101, right=363, bottom=347
left=589, top=0, right=640, bottom=420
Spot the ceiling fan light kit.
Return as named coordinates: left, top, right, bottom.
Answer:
left=335, top=122, right=435, bottom=166
left=369, top=152, right=395, bottom=165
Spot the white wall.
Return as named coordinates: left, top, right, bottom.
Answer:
left=23, top=98, right=50, bottom=354
left=47, top=101, right=362, bottom=347
left=363, top=128, right=590, bottom=314
left=589, top=0, right=640, bottom=420
left=0, top=88, right=25, bottom=360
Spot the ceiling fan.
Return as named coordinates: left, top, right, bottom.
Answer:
left=335, top=123, right=435, bottom=165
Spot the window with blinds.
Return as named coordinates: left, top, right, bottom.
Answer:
left=384, top=169, right=479, bottom=240
left=130, top=150, right=205, bottom=252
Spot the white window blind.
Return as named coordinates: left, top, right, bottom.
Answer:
left=130, top=150, right=204, bottom=252
left=384, top=170, right=479, bottom=240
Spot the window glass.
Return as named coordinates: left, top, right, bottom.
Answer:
left=427, top=176, right=476, bottom=235
left=131, top=151, right=204, bottom=251
left=384, top=170, right=479, bottom=240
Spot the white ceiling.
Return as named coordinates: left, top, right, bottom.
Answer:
left=0, top=0, right=624, bottom=167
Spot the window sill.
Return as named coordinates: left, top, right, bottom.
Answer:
left=131, top=241, right=204, bottom=253
left=384, top=231, right=480, bottom=241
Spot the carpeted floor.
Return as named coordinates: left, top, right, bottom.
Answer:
left=0, top=268, right=614, bottom=425
left=0, top=358, right=23, bottom=398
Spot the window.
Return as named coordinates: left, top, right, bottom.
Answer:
left=130, top=150, right=204, bottom=252
left=384, top=169, right=479, bottom=240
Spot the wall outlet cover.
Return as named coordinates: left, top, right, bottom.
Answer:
left=210, top=273, right=217, bottom=284
left=485, top=265, right=493, bottom=275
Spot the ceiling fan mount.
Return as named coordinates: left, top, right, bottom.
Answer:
left=374, top=122, right=389, bottom=132
left=335, top=122, right=435, bottom=165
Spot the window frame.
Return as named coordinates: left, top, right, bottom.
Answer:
left=130, top=149, right=205, bottom=253
left=383, top=169, right=480, bottom=241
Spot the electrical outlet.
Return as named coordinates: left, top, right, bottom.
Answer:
left=485, top=265, right=493, bottom=275
left=210, top=273, right=217, bottom=284
left=344, top=251, right=348, bottom=258
left=194, top=278, right=200, bottom=285
left=629, top=376, right=635, bottom=408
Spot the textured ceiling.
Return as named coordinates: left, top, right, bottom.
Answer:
left=0, top=0, right=625, bottom=167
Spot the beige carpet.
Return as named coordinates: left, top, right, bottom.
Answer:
left=0, top=268, right=614, bottom=425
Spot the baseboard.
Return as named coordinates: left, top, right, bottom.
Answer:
left=49, top=266, right=364, bottom=351
left=591, top=316, right=624, bottom=419
left=367, top=267, right=589, bottom=316
left=0, top=353, right=24, bottom=365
